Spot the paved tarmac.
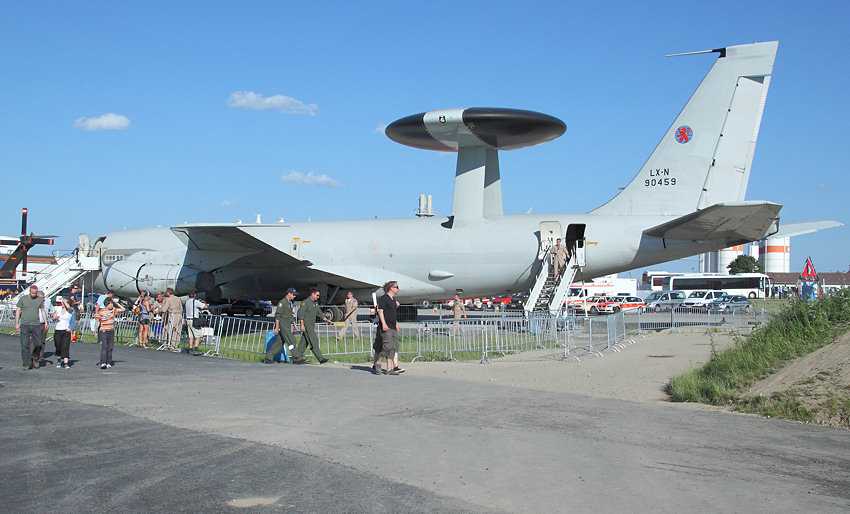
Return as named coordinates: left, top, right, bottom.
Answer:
left=1, top=333, right=848, bottom=513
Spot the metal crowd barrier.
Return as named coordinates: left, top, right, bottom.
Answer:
left=0, top=301, right=770, bottom=364
left=621, top=307, right=767, bottom=337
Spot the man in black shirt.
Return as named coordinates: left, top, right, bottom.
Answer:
left=376, top=281, right=404, bottom=375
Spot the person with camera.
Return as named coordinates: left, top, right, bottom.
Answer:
left=184, top=292, right=209, bottom=356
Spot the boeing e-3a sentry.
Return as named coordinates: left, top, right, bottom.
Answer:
left=87, top=41, right=840, bottom=317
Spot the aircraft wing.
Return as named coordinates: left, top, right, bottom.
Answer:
left=171, top=225, right=312, bottom=268
left=308, top=264, right=447, bottom=296
left=643, top=201, right=782, bottom=242
left=766, top=220, right=844, bottom=239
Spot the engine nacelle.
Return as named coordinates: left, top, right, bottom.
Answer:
left=101, top=259, right=214, bottom=297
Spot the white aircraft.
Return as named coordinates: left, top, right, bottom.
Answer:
left=89, top=41, right=840, bottom=317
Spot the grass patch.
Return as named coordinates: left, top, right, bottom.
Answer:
left=669, top=289, right=850, bottom=406
left=736, top=389, right=816, bottom=423
left=822, top=391, right=850, bottom=426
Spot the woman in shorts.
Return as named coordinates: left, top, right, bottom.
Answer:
left=136, top=291, right=152, bottom=348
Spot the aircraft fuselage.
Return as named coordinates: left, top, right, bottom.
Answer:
left=95, top=213, right=727, bottom=303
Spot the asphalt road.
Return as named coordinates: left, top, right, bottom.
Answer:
left=1, top=333, right=848, bottom=512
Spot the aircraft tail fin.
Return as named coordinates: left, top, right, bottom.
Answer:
left=592, top=41, right=778, bottom=216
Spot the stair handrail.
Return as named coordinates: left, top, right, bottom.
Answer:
left=525, top=247, right=553, bottom=314
left=548, top=255, right=578, bottom=316
left=9, top=248, right=94, bottom=304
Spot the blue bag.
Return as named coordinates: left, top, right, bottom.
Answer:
left=264, top=331, right=290, bottom=362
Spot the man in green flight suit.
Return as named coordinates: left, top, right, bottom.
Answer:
left=293, top=287, right=331, bottom=364
left=263, top=287, right=298, bottom=364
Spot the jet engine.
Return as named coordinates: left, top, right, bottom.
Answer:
left=101, top=259, right=215, bottom=297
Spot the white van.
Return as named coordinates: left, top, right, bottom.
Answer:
left=680, top=290, right=727, bottom=308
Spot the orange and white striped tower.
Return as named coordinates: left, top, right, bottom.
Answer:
left=759, top=237, right=790, bottom=272
left=717, top=245, right=744, bottom=274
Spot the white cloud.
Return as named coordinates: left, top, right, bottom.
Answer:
left=373, top=123, right=387, bottom=133
left=74, top=113, right=131, bottom=131
left=228, top=91, right=317, bottom=116
left=281, top=170, right=340, bottom=187
left=220, top=199, right=236, bottom=206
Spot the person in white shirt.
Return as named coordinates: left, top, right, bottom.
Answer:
left=184, top=293, right=209, bottom=356
left=52, top=297, right=74, bottom=368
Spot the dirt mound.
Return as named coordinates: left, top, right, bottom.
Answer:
left=744, top=330, right=850, bottom=428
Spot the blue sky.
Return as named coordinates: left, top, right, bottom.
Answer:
left=1, top=1, right=847, bottom=277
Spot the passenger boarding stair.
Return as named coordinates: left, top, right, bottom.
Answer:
left=524, top=250, right=578, bottom=316
left=10, top=249, right=100, bottom=304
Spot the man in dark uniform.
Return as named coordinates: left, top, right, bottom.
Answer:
left=293, top=287, right=331, bottom=364
left=264, top=287, right=298, bottom=364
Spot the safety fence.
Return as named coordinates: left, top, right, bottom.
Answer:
left=625, top=306, right=768, bottom=336
left=1, top=304, right=769, bottom=363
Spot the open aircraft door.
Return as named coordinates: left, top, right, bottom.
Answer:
left=538, top=221, right=561, bottom=259
left=566, top=224, right=586, bottom=268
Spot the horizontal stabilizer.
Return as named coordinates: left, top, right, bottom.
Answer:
left=765, top=220, right=844, bottom=239
left=644, top=201, right=781, bottom=242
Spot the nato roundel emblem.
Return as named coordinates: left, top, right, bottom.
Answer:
left=675, top=126, right=693, bottom=144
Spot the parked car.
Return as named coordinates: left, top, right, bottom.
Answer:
left=581, top=295, right=613, bottom=315
left=507, top=292, right=528, bottom=310
left=600, top=296, right=646, bottom=313
left=210, top=299, right=273, bottom=317
left=644, top=290, right=687, bottom=312
left=680, top=290, right=727, bottom=309
left=490, top=294, right=513, bottom=310
left=708, top=294, right=751, bottom=313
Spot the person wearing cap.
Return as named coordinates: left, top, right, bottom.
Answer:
left=264, top=287, right=298, bottom=364
left=293, top=287, right=331, bottom=364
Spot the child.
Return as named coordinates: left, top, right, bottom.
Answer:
left=95, top=297, right=125, bottom=369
